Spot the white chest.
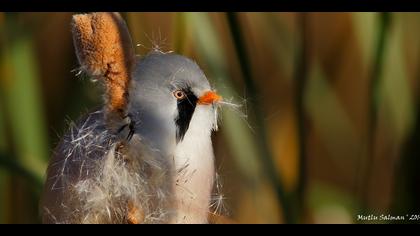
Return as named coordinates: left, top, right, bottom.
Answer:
left=171, top=106, right=216, bottom=223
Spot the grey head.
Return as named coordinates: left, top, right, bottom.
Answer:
left=127, top=51, right=219, bottom=155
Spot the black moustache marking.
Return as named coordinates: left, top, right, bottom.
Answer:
left=175, top=89, right=198, bottom=143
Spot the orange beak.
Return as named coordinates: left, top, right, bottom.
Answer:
left=197, top=91, right=222, bottom=105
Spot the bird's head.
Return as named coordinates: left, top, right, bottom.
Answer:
left=128, top=51, right=221, bottom=153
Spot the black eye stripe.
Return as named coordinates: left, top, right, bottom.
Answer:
left=184, top=94, right=195, bottom=106
left=174, top=89, right=198, bottom=143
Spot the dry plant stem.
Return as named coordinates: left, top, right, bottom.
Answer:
left=294, top=13, right=309, bottom=222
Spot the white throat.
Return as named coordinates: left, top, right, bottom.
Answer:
left=171, top=105, right=216, bottom=223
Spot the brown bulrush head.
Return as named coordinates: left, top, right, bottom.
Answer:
left=71, top=12, right=141, bottom=223
left=72, top=12, right=135, bottom=129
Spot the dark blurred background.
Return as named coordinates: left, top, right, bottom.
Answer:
left=1, top=12, right=419, bottom=223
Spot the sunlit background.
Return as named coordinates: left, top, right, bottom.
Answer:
left=0, top=12, right=419, bottom=223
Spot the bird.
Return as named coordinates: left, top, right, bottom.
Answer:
left=39, top=12, right=222, bottom=224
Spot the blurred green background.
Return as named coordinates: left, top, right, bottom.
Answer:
left=1, top=12, right=420, bottom=224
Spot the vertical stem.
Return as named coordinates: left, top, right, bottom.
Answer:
left=174, top=13, right=186, bottom=53
left=226, top=12, right=296, bottom=224
left=294, top=13, right=309, bottom=221
left=360, top=12, right=391, bottom=214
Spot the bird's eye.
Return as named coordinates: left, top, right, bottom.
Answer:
left=173, top=90, right=186, bottom=100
